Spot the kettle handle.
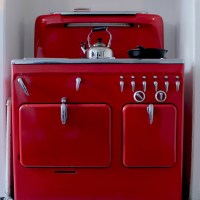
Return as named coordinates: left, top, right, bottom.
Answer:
left=87, top=27, right=112, bottom=48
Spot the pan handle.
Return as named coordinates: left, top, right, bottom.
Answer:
left=136, top=45, right=145, bottom=50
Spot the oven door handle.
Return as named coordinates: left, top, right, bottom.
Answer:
left=61, top=97, right=67, bottom=125
left=147, top=104, right=154, bottom=125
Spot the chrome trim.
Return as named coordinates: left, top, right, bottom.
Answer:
left=51, top=11, right=146, bottom=15
left=17, top=78, right=29, bottom=96
left=5, top=99, right=14, bottom=200
left=61, top=97, right=67, bottom=125
left=11, top=58, right=184, bottom=65
left=65, top=23, right=133, bottom=27
left=147, top=104, right=154, bottom=125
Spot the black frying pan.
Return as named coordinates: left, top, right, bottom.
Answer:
left=128, top=46, right=168, bottom=58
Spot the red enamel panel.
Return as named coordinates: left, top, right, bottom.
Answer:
left=19, top=104, right=111, bottom=167
left=123, top=104, right=177, bottom=167
left=12, top=62, right=184, bottom=200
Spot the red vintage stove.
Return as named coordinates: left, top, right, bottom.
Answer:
left=11, top=12, right=184, bottom=200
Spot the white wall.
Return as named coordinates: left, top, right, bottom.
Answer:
left=176, top=0, right=195, bottom=199
left=190, top=0, right=200, bottom=199
left=0, top=0, right=25, bottom=197
left=0, top=0, right=5, bottom=196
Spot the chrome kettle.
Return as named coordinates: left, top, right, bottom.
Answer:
left=81, top=27, right=114, bottom=59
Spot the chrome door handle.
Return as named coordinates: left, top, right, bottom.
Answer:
left=61, top=97, right=67, bottom=125
left=147, top=104, right=154, bottom=125
left=17, top=78, right=29, bottom=96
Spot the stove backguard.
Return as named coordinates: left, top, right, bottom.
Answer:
left=34, top=13, right=164, bottom=58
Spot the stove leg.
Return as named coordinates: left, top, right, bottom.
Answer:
left=3, top=99, right=13, bottom=200
left=0, top=196, right=14, bottom=200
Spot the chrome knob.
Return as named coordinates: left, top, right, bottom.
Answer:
left=131, top=81, right=135, bottom=92
left=120, top=81, right=124, bottom=92
left=142, top=81, right=147, bottom=92
left=76, top=77, right=81, bottom=91
left=155, top=90, right=167, bottom=102
left=176, top=81, right=180, bottom=92
left=133, top=91, right=145, bottom=102
left=165, top=81, right=169, bottom=92
left=17, top=78, right=29, bottom=96
left=120, top=76, right=124, bottom=92
left=154, top=81, right=158, bottom=92
left=131, top=76, right=135, bottom=92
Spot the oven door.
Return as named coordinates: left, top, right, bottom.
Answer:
left=19, top=104, right=111, bottom=167
left=123, top=104, right=177, bottom=167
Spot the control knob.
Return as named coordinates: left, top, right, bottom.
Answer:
left=133, top=91, right=145, bottom=102
left=155, top=90, right=167, bottom=102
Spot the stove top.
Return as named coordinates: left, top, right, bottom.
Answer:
left=11, top=58, right=184, bottom=65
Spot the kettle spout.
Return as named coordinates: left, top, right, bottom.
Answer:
left=81, top=42, right=87, bottom=54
